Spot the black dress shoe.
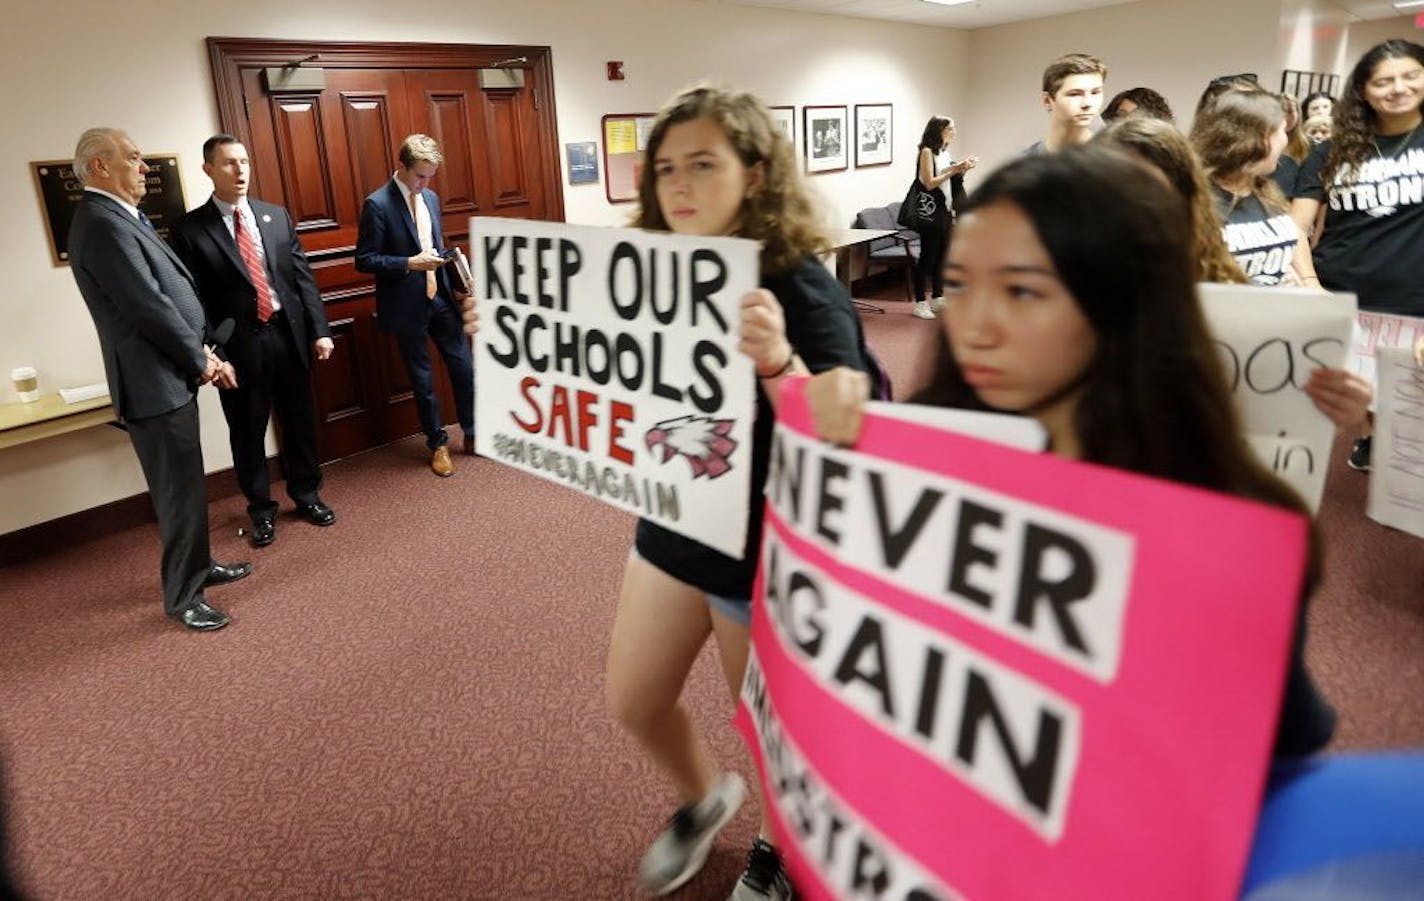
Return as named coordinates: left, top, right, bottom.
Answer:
left=296, top=500, right=336, bottom=526
left=169, top=601, right=230, bottom=631
left=250, top=515, right=276, bottom=547
left=463, top=435, right=476, bottom=456
left=204, top=561, right=253, bottom=587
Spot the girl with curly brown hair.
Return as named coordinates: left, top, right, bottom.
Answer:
left=610, top=85, right=881, bottom=901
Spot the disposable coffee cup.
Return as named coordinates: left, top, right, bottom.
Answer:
left=11, top=366, right=39, bottom=403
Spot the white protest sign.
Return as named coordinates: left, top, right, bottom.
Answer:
left=469, top=217, right=759, bottom=558
left=1368, top=346, right=1424, bottom=539
left=1347, top=311, right=1424, bottom=387
left=867, top=401, right=1047, bottom=452
left=1198, top=283, right=1356, bottom=511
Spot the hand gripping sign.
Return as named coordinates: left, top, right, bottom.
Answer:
left=470, top=217, right=759, bottom=558
left=737, top=379, right=1310, bottom=900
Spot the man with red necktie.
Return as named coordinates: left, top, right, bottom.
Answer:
left=170, top=134, right=336, bottom=549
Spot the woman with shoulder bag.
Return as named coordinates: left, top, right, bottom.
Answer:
left=907, top=116, right=977, bottom=319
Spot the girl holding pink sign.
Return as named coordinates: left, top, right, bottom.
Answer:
left=788, top=146, right=1338, bottom=763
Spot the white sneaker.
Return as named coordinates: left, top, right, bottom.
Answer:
left=912, top=300, right=935, bottom=319
left=930, top=295, right=946, bottom=313
left=639, top=773, right=747, bottom=895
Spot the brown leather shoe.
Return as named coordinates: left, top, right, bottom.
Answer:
left=463, top=435, right=476, bottom=456
left=431, top=446, right=454, bottom=477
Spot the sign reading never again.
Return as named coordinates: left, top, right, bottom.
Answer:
left=470, top=217, right=759, bottom=557
left=737, top=380, right=1310, bottom=900
left=32, top=156, right=187, bottom=266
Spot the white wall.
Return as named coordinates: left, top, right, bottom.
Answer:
left=1278, top=0, right=1353, bottom=79
left=0, top=0, right=968, bottom=534
left=962, top=0, right=1282, bottom=172
left=1345, top=16, right=1422, bottom=75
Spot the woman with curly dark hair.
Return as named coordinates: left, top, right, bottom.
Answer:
left=1293, top=40, right=1424, bottom=470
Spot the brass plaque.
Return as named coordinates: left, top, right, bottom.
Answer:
left=32, top=155, right=187, bottom=267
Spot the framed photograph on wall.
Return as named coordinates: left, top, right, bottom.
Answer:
left=803, top=105, right=848, bottom=174
left=769, top=106, right=795, bottom=147
left=854, top=103, right=893, bottom=168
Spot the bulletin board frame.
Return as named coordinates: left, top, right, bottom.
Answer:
left=601, top=113, right=657, bottom=204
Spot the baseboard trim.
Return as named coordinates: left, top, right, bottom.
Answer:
left=0, top=461, right=279, bottom=568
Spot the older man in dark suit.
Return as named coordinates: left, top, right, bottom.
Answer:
left=67, top=127, right=251, bottom=631
left=169, top=135, right=335, bottom=548
left=355, top=133, right=474, bottom=478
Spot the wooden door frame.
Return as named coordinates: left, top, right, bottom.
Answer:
left=206, top=36, right=566, bottom=226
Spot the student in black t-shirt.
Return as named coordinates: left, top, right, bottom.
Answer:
left=579, top=85, right=884, bottom=901
left=1192, top=88, right=1320, bottom=288
left=1293, top=39, right=1424, bottom=470
left=608, top=86, right=880, bottom=901
left=458, top=87, right=874, bottom=900
left=773, top=146, right=1338, bottom=762
left=1101, top=116, right=1371, bottom=436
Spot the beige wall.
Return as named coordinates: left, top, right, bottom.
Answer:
left=961, top=0, right=1282, bottom=172
left=0, top=0, right=969, bottom=534
left=1278, top=0, right=1353, bottom=79
left=1345, top=16, right=1423, bottom=76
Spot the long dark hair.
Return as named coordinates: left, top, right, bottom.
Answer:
left=914, top=147, right=1309, bottom=516
left=1324, top=40, right=1424, bottom=185
left=918, top=115, right=952, bottom=152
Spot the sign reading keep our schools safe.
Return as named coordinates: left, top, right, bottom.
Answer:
left=1199, top=283, right=1356, bottom=512
left=737, top=379, right=1310, bottom=900
left=469, top=217, right=759, bottom=558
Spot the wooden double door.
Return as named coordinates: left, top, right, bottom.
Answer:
left=208, top=39, right=565, bottom=461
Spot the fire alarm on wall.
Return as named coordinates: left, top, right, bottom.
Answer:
left=607, top=61, right=625, bottom=81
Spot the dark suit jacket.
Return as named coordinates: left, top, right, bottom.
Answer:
left=168, top=197, right=331, bottom=372
left=354, top=179, right=453, bottom=335
left=68, top=191, right=209, bottom=422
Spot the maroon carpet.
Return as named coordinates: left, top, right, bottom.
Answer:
left=0, top=279, right=1419, bottom=900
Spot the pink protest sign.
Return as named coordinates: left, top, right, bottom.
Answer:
left=735, top=379, right=1310, bottom=900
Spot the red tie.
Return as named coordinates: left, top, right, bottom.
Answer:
left=234, top=206, right=274, bottom=323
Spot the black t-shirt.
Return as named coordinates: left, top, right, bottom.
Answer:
left=1296, top=131, right=1424, bottom=314
left=1213, top=186, right=1300, bottom=287
left=1271, top=154, right=1300, bottom=199
left=634, top=256, right=874, bottom=598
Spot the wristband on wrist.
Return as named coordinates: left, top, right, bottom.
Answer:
left=758, top=348, right=796, bottom=380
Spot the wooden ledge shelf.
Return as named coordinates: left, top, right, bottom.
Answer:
left=0, top=393, right=116, bottom=450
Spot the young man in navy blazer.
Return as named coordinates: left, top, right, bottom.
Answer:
left=355, top=134, right=474, bottom=478
left=169, top=135, right=336, bottom=548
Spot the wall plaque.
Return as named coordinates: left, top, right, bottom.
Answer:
left=31, top=155, right=187, bottom=266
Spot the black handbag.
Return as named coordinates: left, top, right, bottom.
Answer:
left=896, top=179, right=922, bottom=227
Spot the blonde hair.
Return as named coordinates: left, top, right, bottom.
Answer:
left=633, top=85, right=827, bottom=275
left=73, top=127, right=122, bottom=185
left=398, top=134, right=443, bottom=169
